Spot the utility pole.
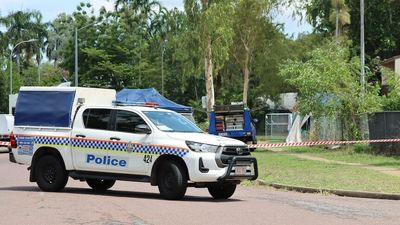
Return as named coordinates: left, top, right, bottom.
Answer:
left=75, top=27, right=78, bottom=87
left=360, top=0, right=367, bottom=139
left=161, top=42, right=164, bottom=95
left=360, top=0, right=365, bottom=95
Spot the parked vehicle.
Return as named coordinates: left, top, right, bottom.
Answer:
left=9, top=87, right=258, bottom=200
left=0, top=114, right=14, bottom=141
left=208, top=104, right=257, bottom=150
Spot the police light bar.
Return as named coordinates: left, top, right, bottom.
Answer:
left=113, top=101, right=160, bottom=107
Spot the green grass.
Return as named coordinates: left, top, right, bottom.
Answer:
left=282, top=145, right=400, bottom=169
left=257, top=135, right=286, bottom=143
left=252, top=150, right=400, bottom=193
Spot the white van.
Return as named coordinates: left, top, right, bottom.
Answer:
left=0, top=114, right=14, bottom=141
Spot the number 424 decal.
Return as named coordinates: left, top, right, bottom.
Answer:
left=143, top=154, right=153, bottom=163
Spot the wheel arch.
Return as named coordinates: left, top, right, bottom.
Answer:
left=150, top=154, right=189, bottom=186
left=30, top=146, right=66, bottom=182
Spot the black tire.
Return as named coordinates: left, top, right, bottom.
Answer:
left=35, top=155, right=68, bottom=192
left=208, top=183, right=237, bottom=199
left=86, top=179, right=116, bottom=191
left=157, top=160, right=187, bottom=200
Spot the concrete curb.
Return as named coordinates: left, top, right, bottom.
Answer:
left=256, top=179, right=400, bottom=200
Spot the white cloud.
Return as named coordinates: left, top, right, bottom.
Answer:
left=90, top=0, right=114, bottom=12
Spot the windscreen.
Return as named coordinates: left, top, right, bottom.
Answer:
left=143, top=111, right=202, bottom=133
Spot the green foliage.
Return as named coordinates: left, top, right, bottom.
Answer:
left=380, top=67, right=400, bottom=111
left=305, top=0, right=400, bottom=60
left=40, top=63, right=70, bottom=86
left=0, top=1, right=332, bottom=126
left=0, top=71, right=8, bottom=113
left=280, top=40, right=381, bottom=139
left=204, top=0, right=235, bottom=74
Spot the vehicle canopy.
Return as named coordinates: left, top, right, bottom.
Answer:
left=115, top=88, right=192, bottom=113
left=14, top=87, right=115, bottom=128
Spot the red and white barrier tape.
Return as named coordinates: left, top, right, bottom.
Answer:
left=0, top=141, right=9, bottom=147
left=248, top=138, right=400, bottom=148
left=2, top=139, right=400, bottom=149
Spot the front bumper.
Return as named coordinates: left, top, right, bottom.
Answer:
left=218, top=156, right=258, bottom=181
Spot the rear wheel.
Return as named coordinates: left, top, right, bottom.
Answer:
left=35, top=155, right=68, bottom=192
left=157, top=161, right=187, bottom=200
left=86, top=179, right=115, bottom=191
left=208, top=182, right=237, bottom=199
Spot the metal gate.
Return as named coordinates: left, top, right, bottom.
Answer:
left=265, top=113, right=292, bottom=140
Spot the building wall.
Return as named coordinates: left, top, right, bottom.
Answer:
left=395, top=58, right=400, bottom=75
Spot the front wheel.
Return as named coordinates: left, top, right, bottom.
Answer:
left=35, top=155, right=68, bottom=192
left=208, top=183, right=237, bottom=199
left=157, top=161, right=187, bottom=200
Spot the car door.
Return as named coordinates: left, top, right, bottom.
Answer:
left=71, top=108, right=114, bottom=172
left=106, top=109, right=154, bottom=175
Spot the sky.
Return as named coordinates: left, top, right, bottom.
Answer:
left=0, top=0, right=312, bottom=37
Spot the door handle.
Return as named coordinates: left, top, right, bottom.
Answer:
left=75, top=134, right=86, bottom=138
left=110, top=137, right=121, bottom=141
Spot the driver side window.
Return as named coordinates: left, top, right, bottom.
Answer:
left=115, top=110, right=147, bottom=133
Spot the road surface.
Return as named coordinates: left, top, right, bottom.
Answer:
left=0, top=153, right=398, bottom=225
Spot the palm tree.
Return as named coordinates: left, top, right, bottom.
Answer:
left=30, top=12, right=48, bottom=84
left=0, top=10, right=39, bottom=74
left=330, top=0, right=350, bottom=37
left=0, top=31, right=8, bottom=61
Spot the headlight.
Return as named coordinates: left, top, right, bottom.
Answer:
left=186, top=141, right=219, bottom=153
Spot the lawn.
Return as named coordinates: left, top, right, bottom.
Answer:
left=252, top=149, right=400, bottom=193
left=282, top=145, right=400, bottom=169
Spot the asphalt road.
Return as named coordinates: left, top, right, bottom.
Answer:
left=0, top=153, right=399, bottom=225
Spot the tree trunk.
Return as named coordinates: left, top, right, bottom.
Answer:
left=205, top=37, right=214, bottom=114
left=242, top=51, right=250, bottom=106
left=37, top=56, right=41, bottom=85
left=335, top=7, right=340, bottom=37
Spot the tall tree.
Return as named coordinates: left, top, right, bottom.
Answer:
left=232, top=0, right=272, bottom=105
left=184, top=0, right=234, bottom=114
left=0, top=10, right=40, bottom=74
left=30, top=12, right=48, bottom=84
left=305, top=0, right=400, bottom=60
left=330, top=0, right=350, bottom=37
left=46, top=13, right=74, bottom=67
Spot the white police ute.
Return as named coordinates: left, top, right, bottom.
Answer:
left=9, top=87, right=258, bottom=200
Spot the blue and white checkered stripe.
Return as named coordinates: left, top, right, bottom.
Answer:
left=71, top=139, right=126, bottom=151
left=133, top=144, right=189, bottom=157
left=35, top=136, right=70, bottom=146
left=25, top=135, right=189, bottom=157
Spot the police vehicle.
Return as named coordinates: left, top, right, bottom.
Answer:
left=9, top=87, right=258, bottom=200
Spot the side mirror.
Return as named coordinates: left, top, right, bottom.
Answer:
left=135, top=124, right=151, bottom=134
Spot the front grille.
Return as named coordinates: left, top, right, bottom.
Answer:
left=222, top=146, right=250, bottom=156
left=216, top=146, right=251, bottom=167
